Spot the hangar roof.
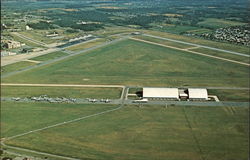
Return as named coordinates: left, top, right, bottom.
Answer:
left=143, top=88, right=179, bottom=99
left=188, top=88, right=208, bottom=99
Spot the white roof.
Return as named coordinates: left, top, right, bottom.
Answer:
left=188, top=88, right=208, bottom=99
left=143, top=88, right=179, bottom=98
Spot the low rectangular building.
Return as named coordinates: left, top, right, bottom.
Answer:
left=188, top=88, right=208, bottom=100
left=143, top=87, right=179, bottom=100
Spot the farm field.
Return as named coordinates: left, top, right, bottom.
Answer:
left=190, top=48, right=249, bottom=64
left=29, top=51, right=68, bottom=61
left=1, top=101, right=117, bottom=137
left=2, top=39, right=249, bottom=88
left=143, top=30, right=250, bottom=54
left=197, top=18, right=246, bottom=29
left=1, top=61, right=37, bottom=74
left=1, top=86, right=122, bottom=99
left=4, top=105, right=249, bottom=160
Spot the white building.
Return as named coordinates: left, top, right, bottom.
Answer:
left=188, top=88, right=208, bottom=100
left=143, top=88, right=179, bottom=100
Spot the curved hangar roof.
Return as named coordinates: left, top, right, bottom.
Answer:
left=143, top=88, right=179, bottom=99
left=188, top=88, right=208, bottom=99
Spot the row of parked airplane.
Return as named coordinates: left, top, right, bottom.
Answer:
left=87, top=98, right=111, bottom=103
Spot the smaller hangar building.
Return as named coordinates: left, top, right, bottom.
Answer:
left=188, top=88, right=208, bottom=100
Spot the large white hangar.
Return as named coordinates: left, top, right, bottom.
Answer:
left=188, top=88, right=208, bottom=100
left=142, top=87, right=209, bottom=101
left=143, top=88, right=179, bottom=100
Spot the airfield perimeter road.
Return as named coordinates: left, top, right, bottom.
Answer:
left=143, top=34, right=250, bottom=57
left=1, top=87, right=129, bottom=160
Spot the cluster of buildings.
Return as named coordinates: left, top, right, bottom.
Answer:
left=200, top=25, right=250, bottom=46
left=1, top=40, right=25, bottom=49
left=142, top=87, right=208, bottom=101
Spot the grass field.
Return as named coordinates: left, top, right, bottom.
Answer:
left=133, top=35, right=194, bottom=49
left=66, top=39, right=107, bottom=51
left=190, top=47, right=249, bottom=64
left=4, top=105, right=249, bottom=160
left=29, top=51, right=68, bottom=61
left=1, top=102, right=117, bottom=137
left=1, top=61, right=37, bottom=74
left=208, top=89, right=250, bottom=102
left=198, top=18, right=246, bottom=29
left=154, top=25, right=206, bottom=34
left=143, top=30, right=250, bottom=54
left=2, top=39, right=249, bottom=88
left=93, top=26, right=138, bottom=36
left=133, top=35, right=249, bottom=64
left=1, top=86, right=122, bottom=99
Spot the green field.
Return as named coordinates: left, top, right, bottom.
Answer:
left=208, top=89, right=250, bottom=102
left=4, top=105, right=249, bottom=160
left=1, top=61, right=37, bottom=74
left=2, top=39, right=249, bottom=88
left=1, top=86, right=122, bottom=99
left=134, top=35, right=249, bottom=64
left=1, top=102, right=117, bottom=137
left=198, top=18, right=246, bottom=29
left=29, top=51, right=68, bottom=61
left=143, top=30, right=250, bottom=54
left=154, top=25, right=207, bottom=34
left=66, top=38, right=107, bottom=51
left=134, top=35, right=194, bottom=49
left=190, top=47, right=249, bottom=64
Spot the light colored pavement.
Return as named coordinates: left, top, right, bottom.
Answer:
left=130, top=37, right=250, bottom=66
left=1, top=48, right=60, bottom=66
left=1, top=37, right=99, bottom=66
left=143, top=34, right=250, bottom=57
